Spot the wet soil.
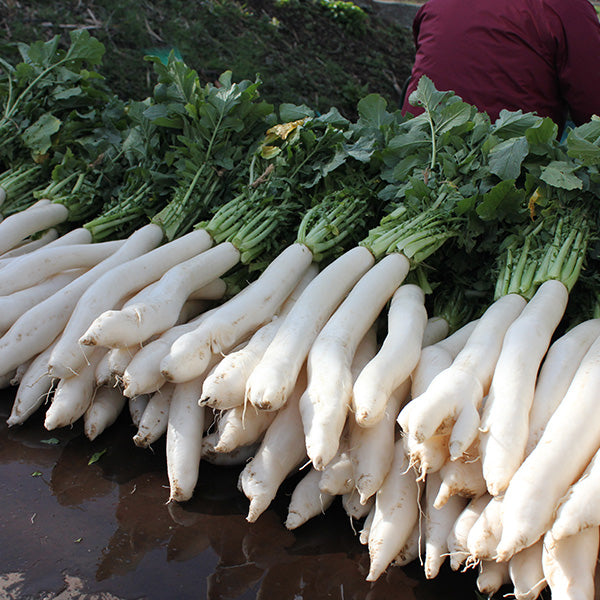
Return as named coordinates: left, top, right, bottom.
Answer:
left=0, top=386, right=483, bottom=600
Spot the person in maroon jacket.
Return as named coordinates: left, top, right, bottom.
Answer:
left=401, top=0, right=600, bottom=134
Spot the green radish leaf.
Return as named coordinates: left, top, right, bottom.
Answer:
left=525, top=117, right=558, bottom=152
left=540, top=160, right=583, bottom=191
left=408, top=75, right=450, bottom=114
left=19, top=36, right=60, bottom=67
left=320, top=147, right=348, bottom=175
left=21, top=113, right=62, bottom=155
left=356, top=93, right=391, bottom=129
left=567, top=118, right=600, bottom=166
left=436, top=100, right=473, bottom=135
left=488, top=136, right=529, bottom=180
left=279, top=103, right=314, bottom=122
left=31, top=471, right=42, bottom=477
left=316, top=107, right=348, bottom=127
left=385, top=130, right=430, bottom=158
left=345, top=135, right=376, bottom=162
left=476, top=179, right=524, bottom=221
left=88, top=450, right=107, bottom=465
left=53, top=86, right=83, bottom=101
left=65, top=29, right=105, bottom=65
left=493, top=109, right=541, bottom=139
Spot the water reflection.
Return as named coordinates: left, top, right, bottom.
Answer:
left=0, top=389, right=481, bottom=600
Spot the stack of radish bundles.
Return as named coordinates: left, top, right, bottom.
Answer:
left=3, top=31, right=600, bottom=599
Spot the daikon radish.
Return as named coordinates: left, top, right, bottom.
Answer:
left=0, top=201, right=69, bottom=254
left=238, top=370, right=308, bottom=523
left=480, top=280, right=568, bottom=496
left=466, top=494, right=504, bottom=561
left=446, top=493, right=491, bottom=571
left=128, top=394, right=149, bottom=428
left=496, top=333, right=600, bottom=561
left=122, top=310, right=216, bottom=397
left=49, top=228, right=212, bottom=379
left=285, top=467, right=335, bottom=530
left=400, top=293, right=526, bottom=445
left=542, top=528, right=599, bottom=600
left=300, top=253, right=410, bottom=469
left=200, top=322, right=279, bottom=411
left=166, top=376, right=206, bottom=502
left=342, top=490, right=374, bottom=521
left=421, top=316, right=450, bottom=347
left=550, top=448, right=600, bottom=540
left=44, top=348, right=105, bottom=430
left=80, top=242, right=240, bottom=348
left=434, top=444, right=486, bottom=508
left=107, top=345, right=141, bottom=383
left=246, top=245, right=375, bottom=412
left=201, top=435, right=259, bottom=467
left=350, top=380, right=410, bottom=504
left=319, top=443, right=354, bottom=496
left=94, top=351, right=113, bottom=387
left=187, top=277, right=227, bottom=301
left=200, top=264, right=319, bottom=410
left=0, top=227, right=60, bottom=260
left=477, top=559, right=510, bottom=596
left=0, top=223, right=164, bottom=377
left=366, top=439, right=421, bottom=581
left=360, top=507, right=375, bottom=546
left=392, top=522, right=421, bottom=567
left=213, top=404, right=277, bottom=453
left=133, top=383, right=175, bottom=448
left=0, top=269, right=85, bottom=335
left=0, top=240, right=123, bottom=296
left=423, top=471, right=468, bottom=579
left=408, top=319, right=479, bottom=403
left=526, top=318, right=600, bottom=455
left=7, top=340, right=57, bottom=426
left=508, top=540, right=546, bottom=600
left=353, top=284, right=427, bottom=428
left=402, top=322, right=477, bottom=478
left=10, top=359, right=32, bottom=386
left=84, top=385, right=127, bottom=440
left=162, top=243, right=315, bottom=384
left=404, top=432, right=450, bottom=480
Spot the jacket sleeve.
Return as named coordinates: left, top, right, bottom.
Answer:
left=554, top=0, right=600, bottom=125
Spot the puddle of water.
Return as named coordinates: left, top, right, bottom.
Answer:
left=0, top=387, right=481, bottom=600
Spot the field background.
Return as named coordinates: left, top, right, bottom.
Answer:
left=0, top=0, right=418, bottom=119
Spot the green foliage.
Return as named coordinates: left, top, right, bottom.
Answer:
left=317, top=0, right=367, bottom=33
left=0, top=1, right=414, bottom=120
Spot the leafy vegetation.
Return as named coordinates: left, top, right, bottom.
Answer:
left=0, top=0, right=415, bottom=119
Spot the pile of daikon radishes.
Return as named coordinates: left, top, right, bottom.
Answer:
left=3, top=31, right=600, bottom=600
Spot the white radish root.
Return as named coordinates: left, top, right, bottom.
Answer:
left=542, top=528, right=599, bottom=600
left=353, top=283, right=427, bottom=428
left=49, top=228, right=212, bottom=379
left=238, top=369, right=308, bottom=523
left=496, top=333, right=600, bottom=561
left=246, top=245, right=375, bottom=413
left=84, top=385, right=127, bottom=440
left=285, top=467, right=335, bottom=530
left=300, top=252, right=410, bottom=469
left=133, top=383, right=175, bottom=448
left=366, top=439, right=421, bottom=581
left=166, top=376, right=206, bottom=502
left=162, top=242, right=315, bottom=384
left=480, top=279, right=568, bottom=496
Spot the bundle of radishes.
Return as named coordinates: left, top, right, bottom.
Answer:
left=3, top=32, right=600, bottom=600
